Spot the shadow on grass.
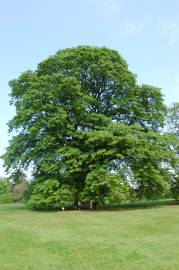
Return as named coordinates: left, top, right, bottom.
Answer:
left=0, top=203, right=29, bottom=212
left=1, top=199, right=179, bottom=213
left=31, top=199, right=179, bottom=213
left=96, top=199, right=179, bottom=212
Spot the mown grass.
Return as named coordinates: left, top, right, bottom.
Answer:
left=0, top=202, right=179, bottom=270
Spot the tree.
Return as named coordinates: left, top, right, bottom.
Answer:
left=9, top=169, right=27, bottom=184
left=166, top=103, right=179, bottom=199
left=11, top=179, right=29, bottom=202
left=167, top=102, right=179, bottom=136
left=3, top=46, right=178, bottom=209
left=0, top=178, right=13, bottom=204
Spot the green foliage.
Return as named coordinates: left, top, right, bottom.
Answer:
left=11, top=180, right=29, bottom=202
left=170, top=171, right=179, bottom=200
left=166, top=103, right=179, bottom=198
left=134, top=165, right=170, bottom=200
left=3, top=46, right=178, bottom=209
left=28, top=179, right=75, bottom=209
left=0, top=193, right=13, bottom=204
left=0, top=179, right=13, bottom=204
left=167, top=102, right=179, bottom=136
left=9, top=169, right=27, bottom=184
left=81, top=169, right=131, bottom=205
left=0, top=178, right=10, bottom=195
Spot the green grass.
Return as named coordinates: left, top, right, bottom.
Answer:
left=0, top=202, right=179, bottom=270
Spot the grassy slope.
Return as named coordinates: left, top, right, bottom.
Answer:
left=0, top=203, right=179, bottom=270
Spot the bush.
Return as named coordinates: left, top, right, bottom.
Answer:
left=0, top=193, right=13, bottom=204
left=27, top=179, right=75, bottom=210
left=0, top=178, right=10, bottom=195
left=0, top=178, right=12, bottom=203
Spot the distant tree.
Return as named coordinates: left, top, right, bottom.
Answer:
left=7, top=170, right=29, bottom=202
left=0, top=178, right=12, bottom=203
left=11, top=179, right=29, bottom=202
left=3, top=46, right=178, bottom=209
left=167, top=102, right=179, bottom=136
left=170, top=172, right=179, bottom=200
left=9, top=169, right=27, bottom=184
left=166, top=103, right=179, bottom=199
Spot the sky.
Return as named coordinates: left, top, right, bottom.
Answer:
left=0, top=0, right=179, bottom=177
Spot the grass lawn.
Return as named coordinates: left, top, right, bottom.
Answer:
left=0, top=203, right=179, bottom=270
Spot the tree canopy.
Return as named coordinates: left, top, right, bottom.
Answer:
left=166, top=102, right=179, bottom=199
left=3, top=46, right=178, bottom=209
left=167, top=102, right=179, bottom=137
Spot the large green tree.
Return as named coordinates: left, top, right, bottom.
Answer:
left=3, top=46, right=178, bottom=209
left=166, top=102, right=179, bottom=199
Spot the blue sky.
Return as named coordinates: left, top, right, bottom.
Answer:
left=0, top=0, right=179, bottom=176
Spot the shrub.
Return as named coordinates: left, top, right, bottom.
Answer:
left=0, top=178, right=10, bottom=195
left=0, top=193, right=13, bottom=204
left=27, top=179, right=75, bottom=210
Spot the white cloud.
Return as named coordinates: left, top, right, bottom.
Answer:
left=118, top=20, right=145, bottom=37
left=158, top=18, right=179, bottom=45
left=104, top=0, right=120, bottom=13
